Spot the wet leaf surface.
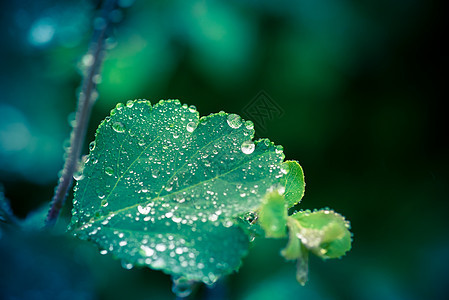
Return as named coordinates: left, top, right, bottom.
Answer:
left=70, top=99, right=285, bottom=283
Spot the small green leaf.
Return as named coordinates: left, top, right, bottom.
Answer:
left=70, top=99, right=285, bottom=284
left=258, top=191, right=287, bottom=238
left=281, top=217, right=302, bottom=260
left=281, top=217, right=310, bottom=285
left=287, top=209, right=352, bottom=259
left=280, top=161, right=305, bottom=208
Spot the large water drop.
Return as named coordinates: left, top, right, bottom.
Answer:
left=138, top=205, right=151, bottom=215
left=172, top=276, right=194, bottom=298
left=112, top=121, right=125, bottom=133
left=89, top=141, right=96, bottom=151
left=186, top=121, right=197, bottom=133
left=227, top=114, right=242, bottom=129
left=241, top=141, right=255, bottom=154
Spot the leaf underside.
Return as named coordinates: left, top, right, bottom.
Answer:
left=69, top=99, right=286, bottom=284
left=258, top=191, right=287, bottom=238
left=287, top=209, right=352, bottom=259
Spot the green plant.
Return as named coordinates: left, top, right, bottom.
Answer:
left=66, top=99, right=351, bottom=295
left=0, top=1, right=352, bottom=298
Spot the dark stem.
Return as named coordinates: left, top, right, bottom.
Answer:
left=45, top=0, right=116, bottom=227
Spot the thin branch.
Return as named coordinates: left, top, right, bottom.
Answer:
left=45, top=0, right=117, bottom=227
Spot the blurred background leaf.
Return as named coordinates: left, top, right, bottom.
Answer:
left=0, top=0, right=447, bottom=299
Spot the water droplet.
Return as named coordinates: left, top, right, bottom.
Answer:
left=227, top=114, right=242, bottom=129
left=121, top=260, right=134, bottom=270
left=277, top=186, right=286, bottom=194
left=105, top=166, right=114, bottom=176
left=188, top=105, right=197, bottom=113
left=100, top=249, right=108, bottom=255
left=208, top=214, right=218, bottom=222
left=245, top=120, right=254, bottom=130
left=73, top=171, right=84, bottom=181
left=280, top=164, right=289, bottom=174
left=241, top=141, right=255, bottom=154
left=138, top=205, right=151, bottom=215
left=140, top=245, right=154, bottom=257
left=172, top=276, right=194, bottom=298
left=82, top=54, right=94, bottom=67
left=89, top=141, right=96, bottom=151
left=275, top=145, right=284, bottom=154
left=156, top=244, right=167, bottom=252
left=126, top=100, right=134, bottom=108
left=186, top=121, right=197, bottom=133
left=112, top=121, right=125, bottom=133
left=119, top=240, right=128, bottom=246
left=172, top=216, right=182, bottom=223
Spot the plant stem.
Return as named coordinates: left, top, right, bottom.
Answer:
left=45, top=0, right=117, bottom=227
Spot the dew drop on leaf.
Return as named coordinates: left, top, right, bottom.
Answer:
left=188, top=105, right=197, bottom=113
left=105, top=166, right=114, bottom=176
left=73, top=172, right=84, bottom=181
left=227, top=114, right=242, bottom=129
left=186, top=121, right=197, bottom=133
left=241, top=141, right=255, bottom=154
left=245, top=120, right=254, bottom=130
left=112, top=121, right=125, bottom=133
left=172, top=276, right=194, bottom=298
left=140, top=245, right=155, bottom=257
left=126, top=100, right=134, bottom=108
left=208, top=214, right=218, bottom=222
left=156, top=243, right=167, bottom=252
left=138, top=205, right=150, bottom=215
left=121, top=260, right=134, bottom=270
left=280, top=164, right=289, bottom=174
left=89, top=141, right=96, bottom=151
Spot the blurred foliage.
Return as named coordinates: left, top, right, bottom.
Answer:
left=0, top=0, right=447, bottom=299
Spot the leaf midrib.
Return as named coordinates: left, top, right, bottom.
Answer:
left=73, top=146, right=274, bottom=231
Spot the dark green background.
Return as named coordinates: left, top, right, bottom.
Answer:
left=0, top=0, right=447, bottom=299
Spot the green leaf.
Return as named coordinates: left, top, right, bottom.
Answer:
left=281, top=217, right=302, bottom=260
left=280, top=160, right=305, bottom=208
left=286, top=209, right=352, bottom=259
left=281, top=209, right=352, bottom=285
left=69, top=99, right=285, bottom=284
left=281, top=217, right=310, bottom=285
left=258, top=191, right=287, bottom=238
